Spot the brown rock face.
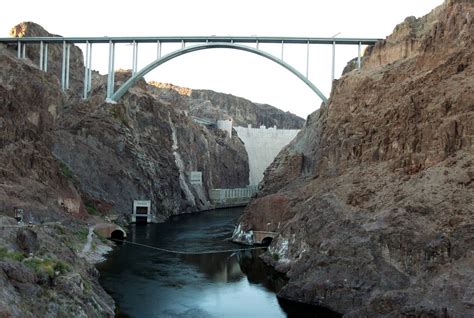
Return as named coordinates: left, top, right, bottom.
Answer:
left=150, top=83, right=305, bottom=129
left=52, top=69, right=250, bottom=219
left=10, top=22, right=85, bottom=96
left=237, top=1, right=474, bottom=316
left=0, top=44, right=86, bottom=220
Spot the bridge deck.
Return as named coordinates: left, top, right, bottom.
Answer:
left=0, top=36, right=380, bottom=45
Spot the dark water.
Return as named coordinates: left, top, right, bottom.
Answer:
left=97, top=207, right=339, bottom=318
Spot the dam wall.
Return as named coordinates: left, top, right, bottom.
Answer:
left=234, top=125, right=299, bottom=185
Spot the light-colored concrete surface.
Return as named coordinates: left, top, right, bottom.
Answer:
left=235, top=125, right=299, bottom=185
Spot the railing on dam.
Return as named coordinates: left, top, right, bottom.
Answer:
left=209, top=186, right=258, bottom=207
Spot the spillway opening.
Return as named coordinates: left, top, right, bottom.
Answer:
left=261, top=237, right=273, bottom=246
left=111, top=229, right=125, bottom=240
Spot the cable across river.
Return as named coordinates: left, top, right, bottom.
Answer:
left=112, top=239, right=268, bottom=255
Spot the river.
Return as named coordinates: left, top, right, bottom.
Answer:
left=97, top=207, right=339, bottom=317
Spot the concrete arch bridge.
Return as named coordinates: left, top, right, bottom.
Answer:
left=0, top=35, right=379, bottom=105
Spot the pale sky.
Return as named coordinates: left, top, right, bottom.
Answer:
left=1, top=0, right=444, bottom=118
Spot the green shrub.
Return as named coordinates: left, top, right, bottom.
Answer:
left=0, top=247, right=25, bottom=262
left=74, top=227, right=90, bottom=243
left=59, top=161, right=74, bottom=180
left=24, top=258, right=70, bottom=278
left=85, top=202, right=99, bottom=216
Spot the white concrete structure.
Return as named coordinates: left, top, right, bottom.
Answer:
left=209, top=185, right=258, bottom=206
left=188, top=171, right=202, bottom=185
left=132, top=200, right=151, bottom=223
left=217, top=119, right=233, bottom=137
left=234, top=125, right=300, bottom=185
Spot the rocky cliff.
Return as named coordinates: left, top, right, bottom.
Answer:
left=234, top=1, right=474, bottom=316
left=0, top=42, right=114, bottom=316
left=150, top=82, right=305, bottom=129
left=0, top=21, right=304, bottom=316
left=52, top=69, right=250, bottom=219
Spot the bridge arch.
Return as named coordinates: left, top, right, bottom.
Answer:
left=109, top=43, right=328, bottom=104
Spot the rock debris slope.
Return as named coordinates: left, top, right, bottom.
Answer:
left=234, top=1, right=474, bottom=316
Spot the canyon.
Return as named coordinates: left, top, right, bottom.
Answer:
left=0, top=22, right=303, bottom=316
left=234, top=0, right=474, bottom=316
left=1, top=0, right=473, bottom=316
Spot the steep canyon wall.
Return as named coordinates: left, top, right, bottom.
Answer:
left=234, top=1, right=474, bottom=316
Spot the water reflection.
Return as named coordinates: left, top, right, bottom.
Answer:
left=181, top=253, right=244, bottom=283
left=98, top=208, right=340, bottom=317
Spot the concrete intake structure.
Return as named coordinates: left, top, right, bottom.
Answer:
left=234, top=125, right=299, bottom=186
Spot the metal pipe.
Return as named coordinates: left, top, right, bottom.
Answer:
left=65, top=44, right=71, bottom=90
left=256, top=40, right=259, bottom=50
left=22, top=43, right=26, bottom=58
left=61, top=41, right=66, bottom=90
left=181, top=40, right=185, bottom=49
left=44, top=43, right=48, bottom=72
left=17, top=40, right=21, bottom=58
left=357, top=42, right=361, bottom=69
left=39, top=41, right=43, bottom=70
left=331, top=41, right=336, bottom=82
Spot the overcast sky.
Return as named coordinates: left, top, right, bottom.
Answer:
left=1, top=0, right=444, bottom=119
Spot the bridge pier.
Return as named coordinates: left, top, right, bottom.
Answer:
left=106, top=40, right=115, bottom=100
left=83, top=41, right=92, bottom=99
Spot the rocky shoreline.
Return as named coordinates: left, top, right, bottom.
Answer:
left=0, top=217, right=116, bottom=316
left=234, top=1, right=474, bottom=316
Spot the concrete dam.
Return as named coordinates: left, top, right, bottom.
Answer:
left=233, top=125, right=300, bottom=186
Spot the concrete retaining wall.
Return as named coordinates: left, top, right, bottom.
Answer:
left=209, top=186, right=258, bottom=205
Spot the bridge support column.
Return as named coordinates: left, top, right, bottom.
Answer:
left=132, top=41, right=138, bottom=75
left=61, top=41, right=66, bottom=90
left=332, top=41, right=336, bottom=82
left=39, top=41, right=43, bottom=70
left=65, top=44, right=71, bottom=90
left=83, top=41, right=92, bottom=99
left=357, top=42, right=361, bottom=69
left=43, top=43, right=48, bottom=72
left=17, top=40, right=21, bottom=58
left=38, top=41, right=49, bottom=72
left=280, top=40, right=284, bottom=60
left=156, top=40, right=161, bottom=59
left=106, top=41, right=116, bottom=102
left=306, top=40, right=310, bottom=78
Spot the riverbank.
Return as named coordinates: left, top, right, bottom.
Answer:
left=96, top=207, right=339, bottom=317
left=0, top=216, right=115, bottom=317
